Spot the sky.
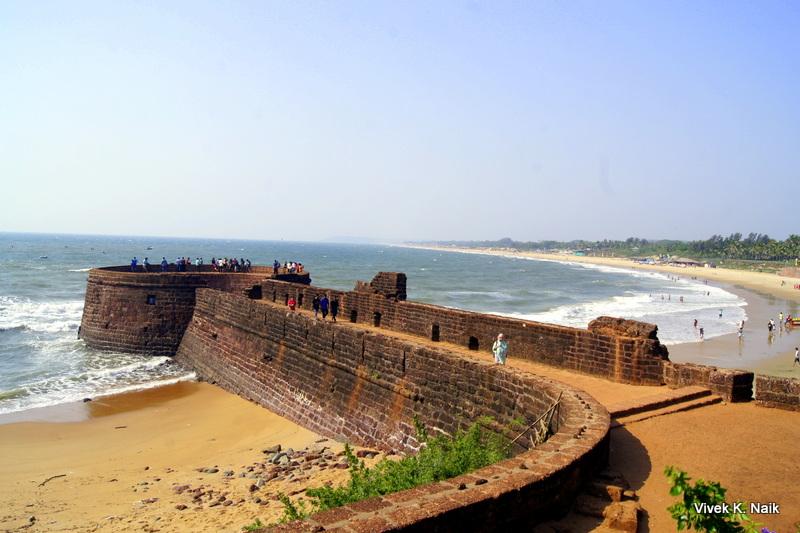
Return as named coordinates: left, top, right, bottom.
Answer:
left=1, top=1, right=799, bottom=243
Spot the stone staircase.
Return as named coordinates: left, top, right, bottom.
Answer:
left=535, top=386, right=723, bottom=532
left=607, top=385, right=722, bottom=428
left=534, top=468, right=641, bottom=533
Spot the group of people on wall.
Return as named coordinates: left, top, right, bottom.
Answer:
left=273, top=260, right=304, bottom=275
left=129, top=256, right=253, bottom=273
left=286, top=293, right=340, bottom=322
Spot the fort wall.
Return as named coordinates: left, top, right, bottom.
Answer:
left=662, top=362, right=754, bottom=402
left=175, top=288, right=611, bottom=531
left=79, top=267, right=306, bottom=355
left=755, top=374, right=800, bottom=411
left=258, top=275, right=669, bottom=386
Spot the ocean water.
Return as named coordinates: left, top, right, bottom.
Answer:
left=0, top=233, right=746, bottom=415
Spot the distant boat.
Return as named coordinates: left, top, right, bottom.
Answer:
left=39, top=255, right=48, bottom=259
left=146, top=246, right=153, bottom=250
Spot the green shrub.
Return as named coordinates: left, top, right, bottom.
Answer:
left=283, top=416, right=512, bottom=517
left=664, top=466, right=762, bottom=532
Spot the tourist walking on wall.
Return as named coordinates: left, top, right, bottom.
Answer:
left=320, top=295, right=329, bottom=320
left=794, top=347, right=799, bottom=367
left=312, top=295, right=320, bottom=319
left=143, top=257, right=150, bottom=272
left=161, top=257, right=168, bottom=272
left=331, top=297, right=339, bottom=322
left=492, top=333, right=508, bottom=365
left=130, top=257, right=138, bottom=272
left=288, top=296, right=296, bottom=312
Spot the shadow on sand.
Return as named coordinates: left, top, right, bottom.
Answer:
left=609, top=426, right=653, bottom=532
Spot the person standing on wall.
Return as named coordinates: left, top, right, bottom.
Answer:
left=288, top=296, right=296, bottom=312
left=143, top=257, right=150, bottom=273
left=130, top=257, right=138, bottom=272
left=320, top=295, right=329, bottom=320
left=492, top=333, right=508, bottom=365
left=330, top=297, right=339, bottom=322
left=312, top=295, right=320, bottom=319
left=794, top=347, right=799, bottom=367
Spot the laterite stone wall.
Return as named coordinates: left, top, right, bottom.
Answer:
left=259, top=274, right=669, bottom=385
left=175, top=289, right=611, bottom=531
left=79, top=266, right=275, bottom=355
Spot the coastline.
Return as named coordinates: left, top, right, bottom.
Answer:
left=401, top=244, right=800, bottom=376
left=0, top=381, right=373, bottom=532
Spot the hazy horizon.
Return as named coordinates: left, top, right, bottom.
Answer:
left=2, top=1, right=799, bottom=241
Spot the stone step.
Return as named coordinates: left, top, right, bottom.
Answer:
left=611, top=394, right=722, bottom=428
left=607, top=385, right=712, bottom=418
left=574, top=494, right=609, bottom=518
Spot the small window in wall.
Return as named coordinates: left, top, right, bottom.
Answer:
left=431, top=324, right=440, bottom=342
left=272, top=290, right=277, bottom=302
left=350, top=310, right=358, bottom=323
left=284, top=294, right=289, bottom=305
left=146, top=295, right=157, bottom=305
left=468, top=336, right=479, bottom=350
left=373, top=312, right=382, bottom=327
left=298, top=293, right=304, bottom=306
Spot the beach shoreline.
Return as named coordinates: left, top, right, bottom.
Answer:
left=0, top=381, right=378, bottom=533
left=400, top=244, right=800, bottom=376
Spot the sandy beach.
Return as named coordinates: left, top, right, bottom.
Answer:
left=406, top=245, right=800, bottom=377
left=0, top=382, right=378, bottom=533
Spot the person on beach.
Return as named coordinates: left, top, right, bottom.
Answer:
left=320, top=295, right=329, bottom=320
left=492, top=333, right=508, bottom=365
left=287, top=296, right=296, bottom=312
left=693, top=318, right=698, bottom=328
left=331, top=297, right=339, bottom=322
left=312, top=295, right=320, bottom=319
left=794, top=347, right=799, bottom=367
left=719, top=309, right=723, bottom=318
left=699, top=327, right=705, bottom=340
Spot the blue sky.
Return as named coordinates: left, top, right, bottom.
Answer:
left=1, top=1, right=798, bottom=242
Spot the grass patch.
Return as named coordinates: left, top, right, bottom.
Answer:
left=276, top=416, right=514, bottom=523
left=242, top=518, right=264, bottom=531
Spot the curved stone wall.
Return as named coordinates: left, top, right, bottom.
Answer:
left=176, top=289, right=611, bottom=530
left=79, top=266, right=273, bottom=355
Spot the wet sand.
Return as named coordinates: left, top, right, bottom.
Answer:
left=0, top=382, right=367, bottom=532
left=668, top=283, right=800, bottom=377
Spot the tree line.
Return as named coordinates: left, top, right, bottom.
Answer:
left=422, top=234, right=800, bottom=262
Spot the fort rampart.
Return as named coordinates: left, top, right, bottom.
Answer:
left=79, top=266, right=307, bottom=355
left=258, top=273, right=669, bottom=386
left=175, top=288, right=610, bottom=530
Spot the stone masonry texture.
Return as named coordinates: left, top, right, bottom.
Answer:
left=175, top=288, right=610, bottom=531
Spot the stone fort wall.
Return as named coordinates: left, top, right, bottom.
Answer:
left=175, top=288, right=610, bottom=531
left=78, top=266, right=304, bottom=355
left=259, top=273, right=669, bottom=386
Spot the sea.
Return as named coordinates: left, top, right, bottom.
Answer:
left=0, top=233, right=747, bottom=416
